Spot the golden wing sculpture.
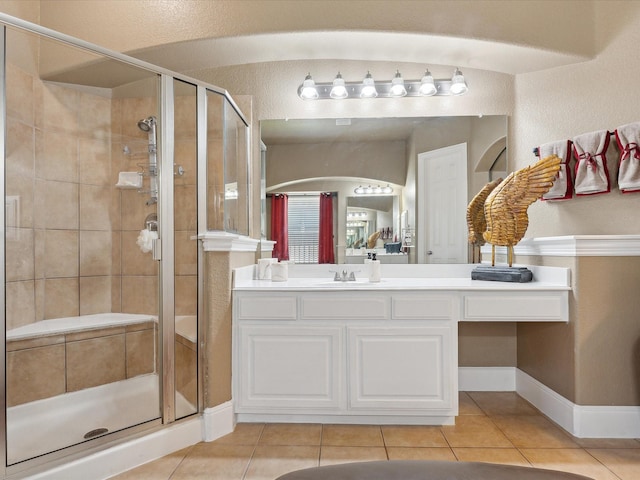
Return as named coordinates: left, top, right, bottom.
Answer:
left=367, top=230, right=381, bottom=249
left=467, top=178, right=502, bottom=263
left=467, top=178, right=503, bottom=262
left=483, top=154, right=562, bottom=267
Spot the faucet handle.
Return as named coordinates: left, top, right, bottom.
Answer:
left=328, top=270, right=341, bottom=281
left=348, top=271, right=357, bottom=281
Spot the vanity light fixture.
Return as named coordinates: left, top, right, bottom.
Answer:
left=354, top=184, right=394, bottom=195
left=330, top=72, right=348, bottom=99
left=297, top=68, right=469, bottom=100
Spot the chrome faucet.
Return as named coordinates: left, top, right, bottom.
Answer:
left=329, top=269, right=358, bottom=281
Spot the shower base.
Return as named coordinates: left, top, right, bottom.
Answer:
left=7, top=374, right=162, bottom=464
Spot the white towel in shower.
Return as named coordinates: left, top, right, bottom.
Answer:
left=137, top=228, right=158, bottom=253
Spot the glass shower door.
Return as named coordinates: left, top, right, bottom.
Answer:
left=173, top=79, right=199, bottom=419
left=3, top=25, right=163, bottom=465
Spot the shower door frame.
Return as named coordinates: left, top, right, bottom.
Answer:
left=0, top=25, right=8, bottom=479
left=0, top=12, right=248, bottom=477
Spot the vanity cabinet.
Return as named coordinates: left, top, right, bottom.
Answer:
left=233, top=291, right=458, bottom=424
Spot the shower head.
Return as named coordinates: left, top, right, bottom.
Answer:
left=137, top=116, right=156, bottom=132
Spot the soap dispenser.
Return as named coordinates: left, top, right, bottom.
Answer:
left=369, top=252, right=381, bottom=282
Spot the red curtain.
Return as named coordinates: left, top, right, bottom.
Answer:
left=270, top=194, right=289, bottom=261
left=318, top=192, right=335, bottom=264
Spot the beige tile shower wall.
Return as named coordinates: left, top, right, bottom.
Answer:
left=6, top=321, right=156, bottom=407
left=174, top=94, right=197, bottom=316
left=111, top=96, right=158, bottom=315
left=5, top=63, right=115, bottom=330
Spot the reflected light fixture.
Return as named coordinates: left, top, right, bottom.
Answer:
left=360, top=71, right=378, bottom=98
left=450, top=68, right=468, bottom=95
left=330, top=72, right=348, bottom=99
left=390, top=70, right=407, bottom=97
left=354, top=184, right=394, bottom=195
left=419, top=69, right=437, bottom=96
left=298, top=68, right=469, bottom=100
left=299, top=72, right=319, bottom=100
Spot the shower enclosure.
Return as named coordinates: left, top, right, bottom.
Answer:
left=1, top=14, right=249, bottom=476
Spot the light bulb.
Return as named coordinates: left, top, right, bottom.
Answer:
left=450, top=68, right=468, bottom=95
left=360, top=71, right=378, bottom=98
left=330, top=72, right=348, bottom=99
left=419, top=69, right=437, bottom=96
left=299, top=73, right=319, bottom=100
left=390, top=70, right=407, bottom=97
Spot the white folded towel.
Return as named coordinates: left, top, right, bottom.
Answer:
left=614, top=122, right=640, bottom=193
left=539, top=140, right=572, bottom=200
left=572, top=130, right=611, bottom=195
left=136, top=228, right=158, bottom=253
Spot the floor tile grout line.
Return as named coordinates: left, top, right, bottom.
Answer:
left=166, top=444, right=195, bottom=480
left=580, top=447, right=624, bottom=480
left=240, top=423, right=266, bottom=480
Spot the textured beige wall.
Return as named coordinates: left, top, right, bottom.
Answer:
left=509, top=1, right=640, bottom=405
left=267, top=141, right=407, bottom=188
left=204, top=251, right=255, bottom=407
left=514, top=1, right=640, bottom=238
left=459, top=322, right=517, bottom=367
left=516, top=256, right=577, bottom=402
left=517, top=255, right=640, bottom=406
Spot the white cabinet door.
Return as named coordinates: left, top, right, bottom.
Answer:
left=348, top=326, right=456, bottom=413
left=236, top=325, right=344, bottom=411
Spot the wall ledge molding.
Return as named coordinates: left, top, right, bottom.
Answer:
left=260, top=239, right=276, bottom=253
left=198, top=231, right=260, bottom=253
left=481, top=235, right=640, bottom=257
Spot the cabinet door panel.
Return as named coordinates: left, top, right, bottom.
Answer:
left=348, top=326, right=455, bottom=412
left=237, top=325, right=343, bottom=410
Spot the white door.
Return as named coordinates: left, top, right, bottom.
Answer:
left=417, top=143, right=468, bottom=263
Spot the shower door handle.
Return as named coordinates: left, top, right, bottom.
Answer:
left=152, top=238, right=162, bottom=261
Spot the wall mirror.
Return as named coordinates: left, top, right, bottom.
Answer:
left=260, top=116, right=507, bottom=263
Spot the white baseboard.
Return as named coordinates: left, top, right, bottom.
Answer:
left=202, top=401, right=236, bottom=442
left=26, top=417, right=203, bottom=480
left=515, top=369, right=640, bottom=438
left=460, top=367, right=640, bottom=438
left=514, top=369, right=576, bottom=433
left=459, top=366, right=516, bottom=391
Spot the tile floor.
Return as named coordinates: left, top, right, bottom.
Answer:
left=110, top=392, right=640, bottom=480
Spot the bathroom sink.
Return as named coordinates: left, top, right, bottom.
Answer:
left=310, top=279, right=376, bottom=287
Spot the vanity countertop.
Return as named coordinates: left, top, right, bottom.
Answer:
left=233, top=263, right=570, bottom=292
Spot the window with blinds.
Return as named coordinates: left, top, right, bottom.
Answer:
left=288, top=195, right=319, bottom=263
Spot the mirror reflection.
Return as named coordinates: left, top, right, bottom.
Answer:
left=261, top=116, right=507, bottom=264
